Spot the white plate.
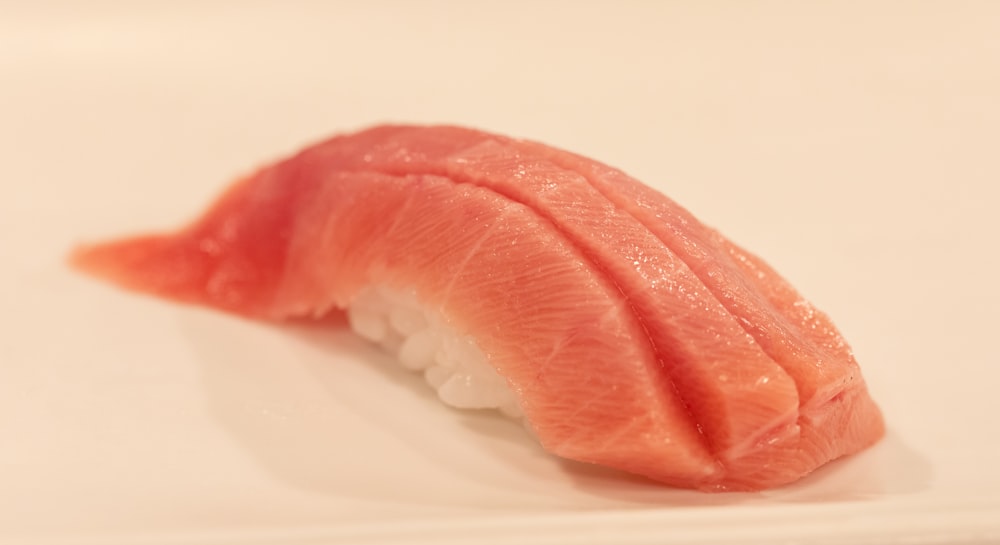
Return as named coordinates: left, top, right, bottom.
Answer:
left=3, top=2, right=999, bottom=543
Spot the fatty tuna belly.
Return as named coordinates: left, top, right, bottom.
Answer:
left=72, top=124, right=885, bottom=491
left=268, top=171, right=724, bottom=486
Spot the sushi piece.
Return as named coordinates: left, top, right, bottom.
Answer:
left=72, top=125, right=884, bottom=491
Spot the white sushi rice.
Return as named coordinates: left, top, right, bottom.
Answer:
left=346, top=286, right=523, bottom=418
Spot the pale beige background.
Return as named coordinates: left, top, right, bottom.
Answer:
left=2, top=2, right=998, bottom=543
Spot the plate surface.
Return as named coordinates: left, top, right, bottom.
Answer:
left=2, top=2, right=999, bottom=543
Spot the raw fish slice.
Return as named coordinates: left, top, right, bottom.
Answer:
left=72, top=125, right=884, bottom=490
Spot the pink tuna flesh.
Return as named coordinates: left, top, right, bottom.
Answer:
left=72, top=125, right=885, bottom=491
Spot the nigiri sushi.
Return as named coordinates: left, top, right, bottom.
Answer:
left=72, top=125, right=884, bottom=491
